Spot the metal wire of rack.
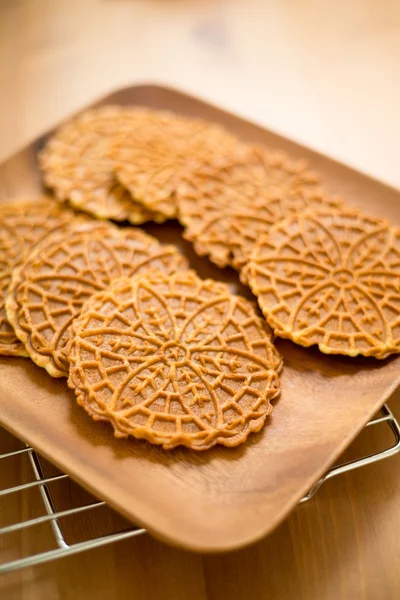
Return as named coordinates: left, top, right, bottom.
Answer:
left=1, top=403, right=399, bottom=574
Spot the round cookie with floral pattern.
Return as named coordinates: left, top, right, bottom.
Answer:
left=177, top=145, right=339, bottom=278
left=247, top=207, right=400, bottom=358
left=67, top=271, right=282, bottom=450
left=7, top=221, right=187, bottom=376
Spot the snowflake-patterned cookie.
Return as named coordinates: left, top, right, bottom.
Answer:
left=247, top=207, right=400, bottom=358
left=177, top=145, right=339, bottom=278
left=67, top=271, right=282, bottom=450
left=39, top=105, right=167, bottom=224
left=112, top=115, right=239, bottom=221
left=6, top=221, right=187, bottom=376
left=0, top=198, right=75, bottom=356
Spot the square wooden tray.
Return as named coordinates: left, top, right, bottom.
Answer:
left=0, top=84, right=399, bottom=552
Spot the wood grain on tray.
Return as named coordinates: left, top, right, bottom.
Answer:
left=0, top=85, right=399, bottom=551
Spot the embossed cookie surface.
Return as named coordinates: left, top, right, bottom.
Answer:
left=67, top=271, right=282, bottom=450
left=0, top=198, right=74, bottom=356
left=6, top=221, right=187, bottom=376
left=177, top=146, right=338, bottom=276
left=39, top=105, right=166, bottom=224
left=113, top=116, right=239, bottom=220
left=247, top=207, right=400, bottom=358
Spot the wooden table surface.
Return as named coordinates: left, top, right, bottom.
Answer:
left=1, top=1, right=400, bottom=599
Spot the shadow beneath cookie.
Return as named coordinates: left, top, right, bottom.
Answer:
left=65, top=387, right=278, bottom=469
left=142, top=219, right=253, bottom=300
left=277, top=337, right=397, bottom=382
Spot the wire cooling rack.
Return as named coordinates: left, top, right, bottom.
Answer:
left=1, top=403, right=400, bottom=574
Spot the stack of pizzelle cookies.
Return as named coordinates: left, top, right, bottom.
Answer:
left=2, top=104, right=399, bottom=451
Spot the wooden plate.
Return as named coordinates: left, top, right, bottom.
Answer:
left=0, top=85, right=399, bottom=553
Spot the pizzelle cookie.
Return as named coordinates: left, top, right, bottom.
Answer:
left=68, top=271, right=281, bottom=450
left=247, top=207, right=400, bottom=358
left=38, top=105, right=166, bottom=224
left=0, top=198, right=75, bottom=356
left=67, top=271, right=281, bottom=450
left=177, top=145, right=339, bottom=278
left=112, top=115, right=239, bottom=221
left=7, top=221, right=187, bottom=376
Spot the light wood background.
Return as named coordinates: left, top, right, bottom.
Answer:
left=1, top=1, right=400, bottom=598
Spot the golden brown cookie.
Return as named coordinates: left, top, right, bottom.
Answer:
left=177, top=145, right=340, bottom=278
left=67, top=271, right=282, bottom=450
left=7, top=221, right=187, bottom=376
left=0, top=198, right=75, bottom=356
left=112, top=115, right=239, bottom=221
left=247, top=207, right=400, bottom=358
left=38, top=105, right=166, bottom=224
